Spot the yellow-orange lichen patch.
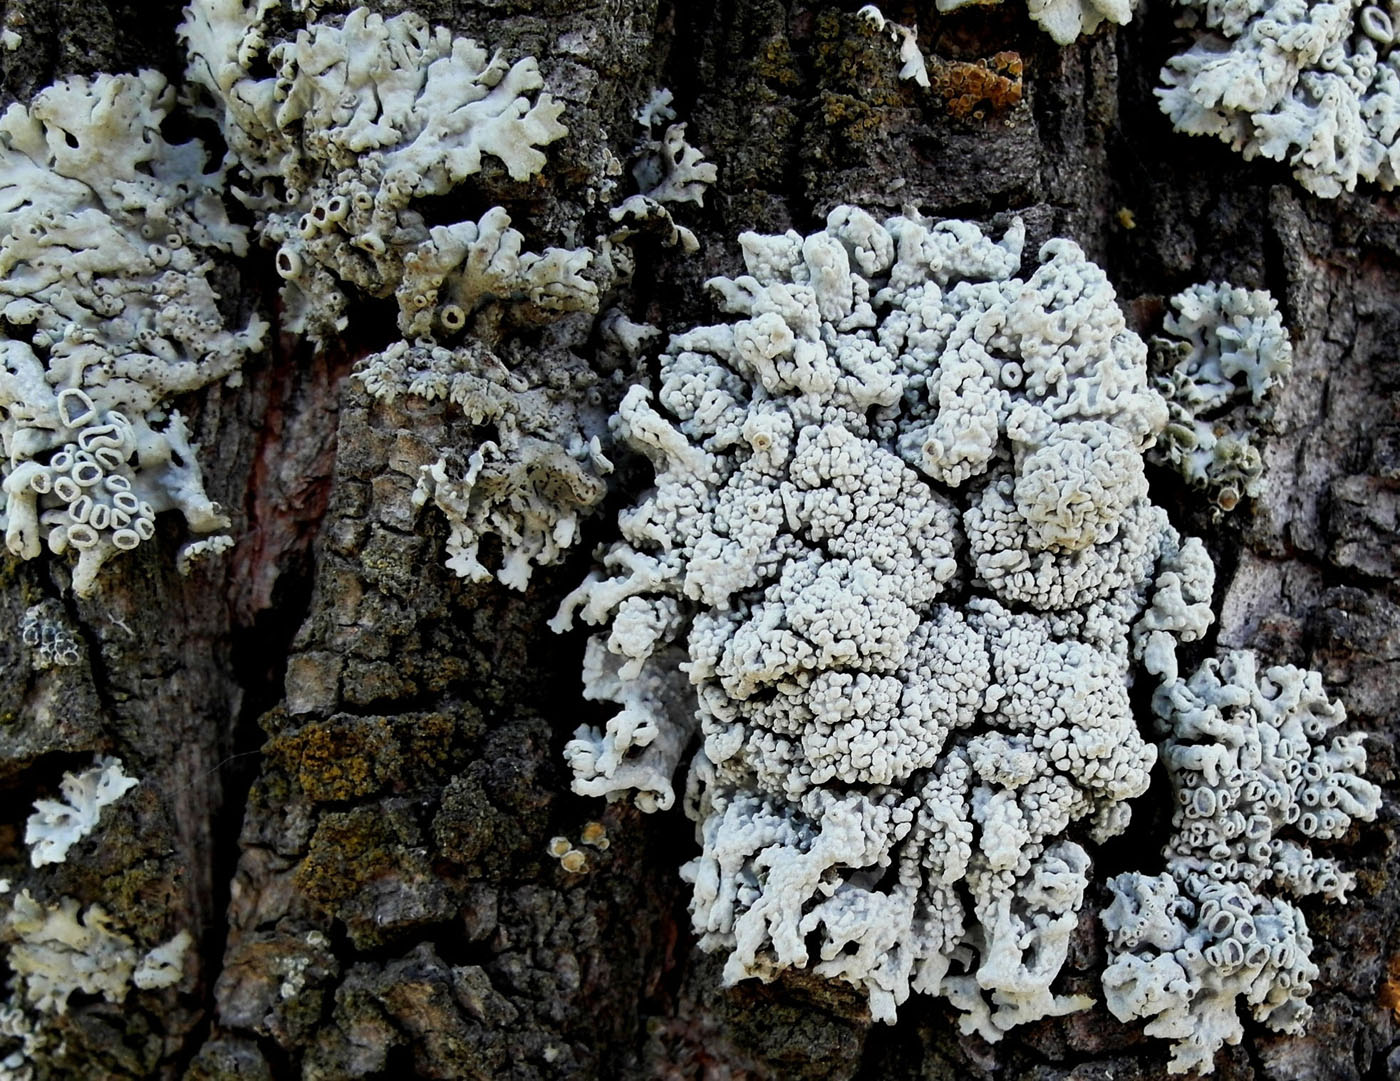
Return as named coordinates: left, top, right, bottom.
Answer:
left=581, top=821, right=607, bottom=847
left=1379, top=953, right=1400, bottom=1021
left=929, top=52, right=1023, bottom=120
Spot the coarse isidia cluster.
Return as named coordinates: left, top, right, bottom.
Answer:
left=553, top=207, right=1381, bottom=1072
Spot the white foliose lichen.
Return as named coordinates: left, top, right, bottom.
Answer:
left=0, top=880, right=189, bottom=1074
left=183, top=1, right=649, bottom=591
left=610, top=88, right=718, bottom=257
left=552, top=205, right=1236, bottom=1034
left=1102, top=650, right=1381, bottom=1074
left=4, top=891, right=189, bottom=1013
left=1149, top=282, right=1294, bottom=513
left=176, top=533, right=236, bottom=575
left=0, top=71, right=266, bottom=596
left=630, top=88, right=718, bottom=208
left=411, top=433, right=608, bottom=591
left=181, top=1, right=589, bottom=342
left=1158, top=0, right=1400, bottom=197
left=1020, top=0, right=1137, bottom=44
left=356, top=224, right=621, bottom=591
left=0, top=1003, right=46, bottom=1081
left=863, top=0, right=1135, bottom=50
left=354, top=303, right=622, bottom=587
left=858, top=6, right=932, bottom=85
left=25, top=757, right=139, bottom=869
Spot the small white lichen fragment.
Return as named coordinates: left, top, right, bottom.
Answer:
left=0, top=999, right=47, bottom=1080
left=565, top=638, right=695, bottom=812
left=131, top=929, right=192, bottom=991
left=177, top=534, right=236, bottom=576
left=18, top=601, right=80, bottom=669
left=633, top=115, right=718, bottom=206
left=1150, top=283, right=1293, bottom=512
left=25, top=757, right=138, bottom=868
left=1025, top=0, right=1136, bottom=45
left=412, top=431, right=607, bottom=591
left=617, top=89, right=715, bottom=257
left=858, top=5, right=931, bottom=87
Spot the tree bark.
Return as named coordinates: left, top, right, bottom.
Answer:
left=1, top=2, right=1396, bottom=1079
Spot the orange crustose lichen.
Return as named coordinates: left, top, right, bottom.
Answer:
left=929, top=52, right=1023, bottom=119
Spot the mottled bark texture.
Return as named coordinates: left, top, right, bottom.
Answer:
left=0, top=1, right=1396, bottom=1079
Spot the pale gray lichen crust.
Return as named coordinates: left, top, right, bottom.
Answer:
left=1149, top=282, right=1294, bottom=514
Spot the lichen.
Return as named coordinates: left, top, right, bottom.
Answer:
left=554, top=206, right=1226, bottom=1033
left=1102, top=651, right=1380, bottom=1074
left=184, top=1, right=641, bottom=590
left=25, top=757, right=138, bottom=868
left=551, top=207, right=1374, bottom=1063
left=181, top=2, right=578, bottom=341
left=630, top=88, right=719, bottom=207
left=0, top=70, right=265, bottom=595
left=1158, top=0, right=1400, bottom=197
left=18, top=601, right=80, bottom=669
left=1149, top=283, right=1294, bottom=513
left=4, top=891, right=188, bottom=1012
left=863, top=0, right=1135, bottom=52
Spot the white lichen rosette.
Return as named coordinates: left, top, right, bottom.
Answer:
left=554, top=206, right=1219, bottom=1036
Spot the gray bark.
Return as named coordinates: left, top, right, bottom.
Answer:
left=0, top=1, right=1396, bottom=1079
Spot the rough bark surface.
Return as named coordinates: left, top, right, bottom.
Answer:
left=0, top=1, right=1396, bottom=1079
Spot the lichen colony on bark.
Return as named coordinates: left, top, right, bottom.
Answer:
left=0, top=1, right=1391, bottom=1080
